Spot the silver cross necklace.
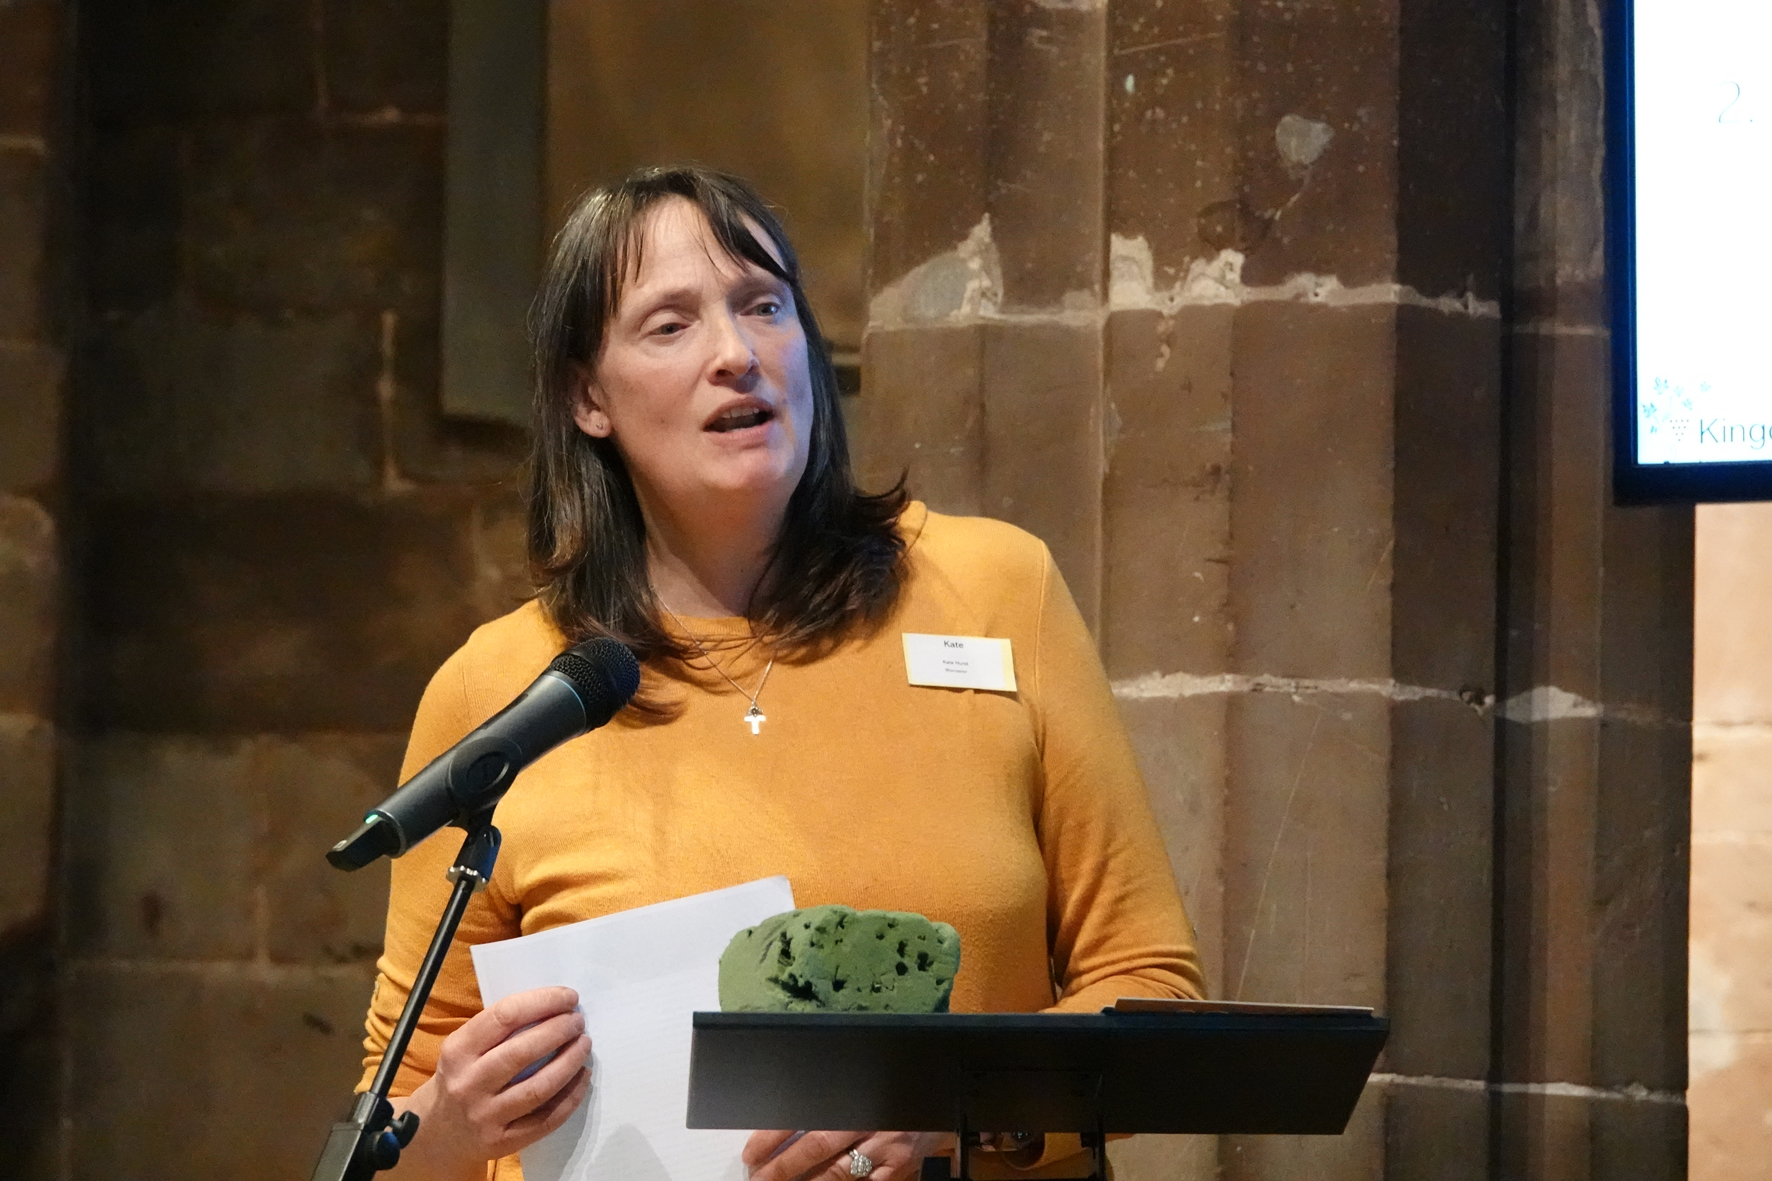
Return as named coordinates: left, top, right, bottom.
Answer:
left=663, top=606, right=776, bottom=735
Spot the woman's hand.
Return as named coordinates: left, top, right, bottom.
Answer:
left=742, top=1129, right=949, bottom=1181
left=391, top=986, right=592, bottom=1178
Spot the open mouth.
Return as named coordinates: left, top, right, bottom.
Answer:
left=706, top=405, right=774, bottom=433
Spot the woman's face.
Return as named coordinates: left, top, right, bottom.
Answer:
left=575, top=197, right=815, bottom=526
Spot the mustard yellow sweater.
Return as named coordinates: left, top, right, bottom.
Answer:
left=360, top=504, right=1203, bottom=1178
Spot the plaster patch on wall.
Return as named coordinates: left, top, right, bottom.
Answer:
left=1108, top=235, right=1501, bottom=318
left=1275, top=114, right=1334, bottom=171
left=1110, top=235, right=1244, bottom=309
left=1497, top=685, right=1680, bottom=727
left=869, top=215, right=1001, bottom=328
left=1112, top=670, right=1486, bottom=709
left=1370, top=1073, right=1686, bottom=1105
left=873, top=227, right=1500, bottom=330
left=1498, top=685, right=1601, bottom=722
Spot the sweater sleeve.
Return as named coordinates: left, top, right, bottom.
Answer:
left=357, top=644, right=524, bottom=1097
left=1028, top=548, right=1206, bottom=1014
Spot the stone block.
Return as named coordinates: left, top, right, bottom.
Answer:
left=1691, top=841, right=1772, bottom=1034
left=183, top=120, right=443, bottom=318
left=0, top=715, right=55, bottom=938
left=0, top=149, right=47, bottom=340
left=1101, top=307, right=1233, bottom=681
left=1490, top=1088, right=1596, bottom=1181
left=1230, top=303, right=1393, bottom=680
left=0, top=494, right=55, bottom=715
left=1391, top=307, right=1500, bottom=693
left=1590, top=1092, right=1687, bottom=1181
left=1592, top=717, right=1689, bottom=1091
left=322, top=0, right=447, bottom=114
left=1511, top=0, right=1606, bottom=329
left=981, top=321, right=1102, bottom=629
left=1689, top=1035, right=1772, bottom=1181
left=66, top=730, right=404, bottom=965
left=1695, top=503, right=1772, bottom=723
left=1502, top=329, right=1608, bottom=698
left=854, top=325, right=984, bottom=516
left=1692, top=726, right=1772, bottom=836
left=0, top=341, right=63, bottom=491
left=83, top=493, right=486, bottom=733
left=1222, top=1068, right=1382, bottom=1181
left=1381, top=1081, right=1488, bottom=1181
left=1106, top=0, right=1239, bottom=262
left=0, top=0, right=58, bottom=141
left=984, top=1, right=1105, bottom=310
left=867, top=0, right=989, bottom=292
left=262, top=733, right=404, bottom=964
left=1232, top=3, right=1398, bottom=288
left=1117, top=695, right=1226, bottom=997
left=1494, top=715, right=1601, bottom=1087
left=1107, top=1132, right=1215, bottom=1181
left=1396, top=1, right=1510, bottom=299
left=1599, top=501, right=1693, bottom=715
left=1223, top=691, right=1388, bottom=1009
left=387, top=312, right=528, bottom=487
left=82, top=304, right=381, bottom=495
left=67, top=965, right=376, bottom=1181
left=1384, top=698, right=1492, bottom=1079
left=65, top=733, right=261, bottom=960
left=82, top=125, right=182, bottom=315
left=84, top=0, right=316, bottom=127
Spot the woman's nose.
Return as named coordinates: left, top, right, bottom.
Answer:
left=708, top=311, right=759, bottom=382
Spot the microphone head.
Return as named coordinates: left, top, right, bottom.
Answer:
left=547, top=636, right=642, bottom=727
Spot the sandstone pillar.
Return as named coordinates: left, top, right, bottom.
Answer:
left=1495, top=1, right=1692, bottom=1177
left=861, top=2, right=1690, bottom=1178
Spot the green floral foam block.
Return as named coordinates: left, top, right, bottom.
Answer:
left=718, top=905, right=961, bottom=1013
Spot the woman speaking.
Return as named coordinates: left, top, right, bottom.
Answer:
left=359, top=166, right=1204, bottom=1181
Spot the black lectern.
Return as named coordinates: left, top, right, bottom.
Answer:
left=686, top=1000, right=1388, bottom=1180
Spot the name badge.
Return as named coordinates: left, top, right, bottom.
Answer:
left=902, top=633, right=1018, bottom=692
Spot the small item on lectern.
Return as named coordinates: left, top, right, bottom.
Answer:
left=719, top=905, right=960, bottom=1013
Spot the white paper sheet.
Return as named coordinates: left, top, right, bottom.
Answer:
left=471, top=876, right=796, bottom=1181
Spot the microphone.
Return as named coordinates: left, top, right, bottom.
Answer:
left=326, top=637, right=641, bottom=870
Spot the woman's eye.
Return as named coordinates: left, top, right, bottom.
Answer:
left=750, top=300, right=783, bottom=317
left=652, top=321, right=687, bottom=337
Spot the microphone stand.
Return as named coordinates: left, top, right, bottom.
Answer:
left=309, top=809, right=503, bottom=1180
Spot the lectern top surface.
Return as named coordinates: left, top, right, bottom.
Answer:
left=687, top=1008, right=1389, bottom=1136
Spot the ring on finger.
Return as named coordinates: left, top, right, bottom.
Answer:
left=847, top=1147, right=874, bottom=1178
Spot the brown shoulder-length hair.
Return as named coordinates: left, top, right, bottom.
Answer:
left=527, top=165, right=908, bottom=670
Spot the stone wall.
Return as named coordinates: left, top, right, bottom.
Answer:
left=57, top=0, right=527, bottom=1175
left=0, top=1, right=1698, bottom=1178
left=1690, top=504, right=1772, bottom=1179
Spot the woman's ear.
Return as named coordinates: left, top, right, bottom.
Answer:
left=572, top=376, right=613, bottom=439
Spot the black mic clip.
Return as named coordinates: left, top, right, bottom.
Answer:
left=310, top=1092, right=420, bottom=1180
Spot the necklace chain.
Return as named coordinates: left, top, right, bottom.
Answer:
left=662, top=604, right=775, bottom=733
